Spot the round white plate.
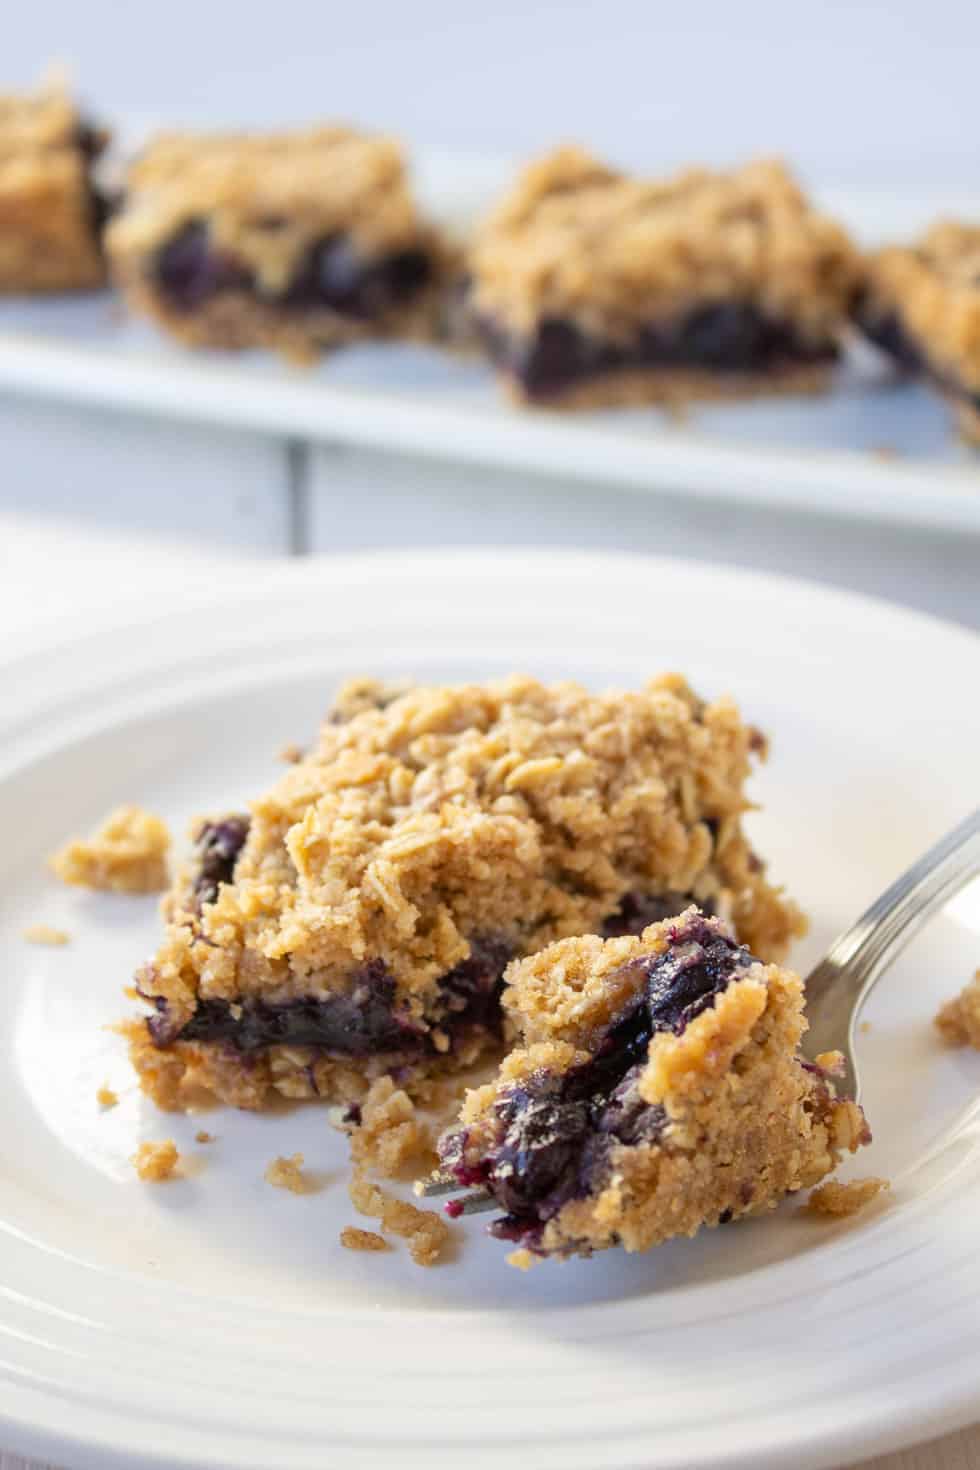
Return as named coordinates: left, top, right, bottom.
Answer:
left=1, top=549, right=979, bottom=1470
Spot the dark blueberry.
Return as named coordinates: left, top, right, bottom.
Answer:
left=853, top=300, right=924, bottom=373
left=153, top=221, right=253, bottom=310
left=192, top=815, right=250, bottom=910
left=601, top=889, right=715, bottom=938
left=642, top=915, right=749, bottom=1036
left=479, top=302, right=837, bottom=398
left=284, top=235, right=432, bottom=318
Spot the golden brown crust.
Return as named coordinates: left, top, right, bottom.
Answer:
left=0, top=76, right=106, bottom=292
left=861, top=222, right=980, bottom=393
left=126, top=675, right=804, bottom=1111
left=106, top=126, right=453, bottom=358
left=467, top=149, right=859, bottom=342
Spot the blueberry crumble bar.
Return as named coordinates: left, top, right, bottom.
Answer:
left=0, top=74, right=109, bottom=292
left=461, top=149, right=859, bottom=408
left=434, top=909, right=868, bottom=1265
left=125, top=675, right=804, bottom=1112
left=856, top=223, right=980, bottom=444
left=106, top=127, right=451, bottom=361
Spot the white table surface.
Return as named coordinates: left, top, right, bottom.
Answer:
left=1, top=516, right=977, bottom=1470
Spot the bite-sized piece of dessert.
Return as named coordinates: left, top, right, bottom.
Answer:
left=0, top=74, right=109, bottom=291
left=855, top=222, right=980, bottom=444
left=106, top=127, right=452, bottom=361
left=461, top=148, right=860, bottom=408
left=434, top=909, right=868, bottom=1265
left=125, top=674, right=804, bottom=1112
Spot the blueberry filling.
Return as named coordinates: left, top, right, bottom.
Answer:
left=601, top=889, right=714, bottom=938
left=855, top=300, right=980, bottom=410
left=153, top=219, right=433, bottom=318
left=191, top=815, right=250, bottom=909
left=438, top=914, right=749, bottom=1246
left=151, top=934, right=512, bottom=1057
left=475, top=305, right=838, bottom=398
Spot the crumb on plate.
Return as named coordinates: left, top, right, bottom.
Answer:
left=806, top=1177, right=889, bottom=1217
left=349, top=1169, right=449, bottom=1266
left=132, top=1139, right=180, bottom=1181
left=264, top=1153, right=314, bottom=1194
left=23, top=923, right=70, bottom=946
left=50, top=805, right=171, bottom=894
left=195, top=1130, right=215, bottom=1144
left=278, top=742, right=304, bottom=764
left=935, top=969, right=980, bottom=1048
left=349, top=1076, right=434, bottom=1177
left=96, top=1084, right=118, bottom=1108
left=340, top=1226, right=388, bottom=1253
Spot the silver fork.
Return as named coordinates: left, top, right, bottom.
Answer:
left=418, top=807, right=980, bottom=1213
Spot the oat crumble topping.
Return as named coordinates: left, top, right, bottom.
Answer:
left=51, top=805, right=170, bottom=894
left=349, top=1169, right=449, bottom=1265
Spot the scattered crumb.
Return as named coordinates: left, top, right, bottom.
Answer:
left=195, top=1130, right=214, bottom=1144
left=22, top=923, right=70, bottom=946
left=506, top=1248, right=537, bottom=1271
left=264, top=1153, right=314, bottom=1194
left=349, top=1168, right=450, bottom=1266
left=50, top=805, right=170, bottom=894
left=859, top=1020, right=872, bottom=1035
left=935, top=969, right=980, bottom=1048
left=96, top=1084, right=118, bottom=1108
left=806, top=1177, right=889, bottom=1218
left=278, top=742, right=304, bottom=764
left=340, top=1226, right=389, bottom=1253
left=871, top=444, right=901, bottom=460
left=132, top=1139, right=180, bottom=1181
left=349, top=1076, right=434, bottom=1177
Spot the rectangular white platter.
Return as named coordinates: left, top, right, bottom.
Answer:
left=0, top=145, right=978, bottom=534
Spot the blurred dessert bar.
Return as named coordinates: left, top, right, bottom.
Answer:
left=856, top=222, right=980, bottom=444
left=0, top=74, right=109, bottom=291
left=106, top=126, right=451, bottom=360
left=460, top=148, right=860, bottom=408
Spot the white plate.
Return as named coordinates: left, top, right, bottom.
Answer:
left=0, top=150, right=978, bottom=533
left=1, top=549, right=980, bottom=1470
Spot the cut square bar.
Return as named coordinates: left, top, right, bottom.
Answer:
left=462, top=149, right=860, bottom=408
left=106, top=126, right=452, bottom=360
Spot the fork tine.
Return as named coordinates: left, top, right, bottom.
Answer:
left=414, top=1171, right=459, bottom=1197
left=445, top=1190, right=497, bottom=1218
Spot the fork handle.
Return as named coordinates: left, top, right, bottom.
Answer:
left=803, top=807, right=980, bottom=1070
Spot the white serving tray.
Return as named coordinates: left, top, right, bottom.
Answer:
left=0, top=147, right=977, bottom=533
